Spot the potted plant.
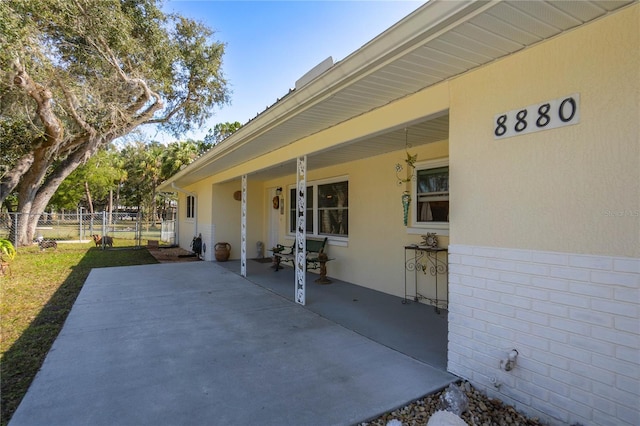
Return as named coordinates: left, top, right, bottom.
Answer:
left=1, top=239, right=16, bottom=275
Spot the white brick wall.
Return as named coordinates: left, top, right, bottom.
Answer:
left=448, top=244, right=640, bottom=426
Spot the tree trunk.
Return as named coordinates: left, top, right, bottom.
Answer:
left=14, top=137, right=108, bottom=246
left=0, top=154, right=35, bottom=204
left=151, top=178, right=158, bottom=225
left=85, top=181, right=94, bottom=214
left=115, top=181, right=122, bottom=215
left=16, top=166, right=44, bottom=246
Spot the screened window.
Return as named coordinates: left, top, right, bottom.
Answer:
left=416, top=165, right=448, bottom=223
left=289, top=179, right=348, bottom=237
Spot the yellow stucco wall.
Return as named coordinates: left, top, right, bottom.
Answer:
left=174, top=4, right=638, bottom=297
left=178, top=179, right=211, bottom=250
left=177, top=177, right=266, bottom=261
left=212, top=82, right=450, bottom=183
left=449, top=4, right=639, bottom=258
left=177, top=192, right=195, bottom=250
left=263, top=139, right=449, bottom=298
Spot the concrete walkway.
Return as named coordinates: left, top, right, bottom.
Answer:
left=10, top=261, right=455, bottom=426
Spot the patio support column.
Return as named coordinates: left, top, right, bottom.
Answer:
left=241, top=174, right=247, bottom=277
left=295, top=156, right=307, bottom=305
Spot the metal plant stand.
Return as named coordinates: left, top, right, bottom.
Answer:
left=403, top=246, right=448, bottom=313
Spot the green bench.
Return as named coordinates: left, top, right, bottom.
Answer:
left=271, top=237, right=329, bottom=272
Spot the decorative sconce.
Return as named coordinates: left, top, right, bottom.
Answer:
left=395, top=128, right=417, bottom=185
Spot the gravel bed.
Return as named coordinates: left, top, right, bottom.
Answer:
left=359, top=382, right=544, bottom=426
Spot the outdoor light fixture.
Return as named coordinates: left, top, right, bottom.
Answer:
left=275, top=187, right=282, bottom=195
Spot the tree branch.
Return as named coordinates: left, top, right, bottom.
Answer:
left=35, top=135, right=106, bottom=210
left=0, top=154, right=34, bottom=202
left=57, top=79, right=97, bottom=138
left=12, top=59, right=64, bottom=148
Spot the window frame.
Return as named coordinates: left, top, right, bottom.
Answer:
left=409, top=158, right=449, bottom=235
left=288, top=175, right=349, bottom=243
left=186, top=195, right=195, bottom=220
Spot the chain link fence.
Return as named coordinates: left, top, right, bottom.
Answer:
left=0, top=211, right=175, bottom=250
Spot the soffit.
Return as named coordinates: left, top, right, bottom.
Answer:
left=164, top=0, right=634, bottom=188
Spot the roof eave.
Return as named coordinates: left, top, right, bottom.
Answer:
left=158, top=0, right=489, bottom=192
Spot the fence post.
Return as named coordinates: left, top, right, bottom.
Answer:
left=78, top=207, right=83, bottom=241
left=136, top=215, right=141, bottom=248
left=13, top=213, right=18, bottom=248
left=102, top=211, right=107, bottom=247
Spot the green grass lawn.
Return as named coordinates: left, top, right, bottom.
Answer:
left=0, top=242, right=158, bottom=426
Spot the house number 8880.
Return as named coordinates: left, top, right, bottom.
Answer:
left=493, top=94, right=580, bottom=139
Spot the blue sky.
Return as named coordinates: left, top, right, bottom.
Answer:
left=155, top=1, right=424, bottom=141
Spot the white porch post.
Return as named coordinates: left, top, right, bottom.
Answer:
left=241, top=174, right=247, bottom=277
left=295, top=156, right=307, bottom=305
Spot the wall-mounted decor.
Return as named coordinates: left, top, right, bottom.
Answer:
left=402, top=191, right=411, bottom=226
left=396, top=128, right=417, bottom=226
left=395, top=128, right=417, bottom=185
left=233, top=190, right=242, bottom=201
left=494, top=93, right=580, bottom=139
left=421, top=233, right=438, bottom=248
left=272, top=196, right=280, bottom=209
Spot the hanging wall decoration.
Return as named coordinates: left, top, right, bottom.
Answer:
left=402, top=191, right=411, bottom=226
left=395, top=128, right=417, bottom=185
left=395, top=128, right=417, bottom=226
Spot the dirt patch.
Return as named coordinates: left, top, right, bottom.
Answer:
left=147, top=246, right=201, bottom=263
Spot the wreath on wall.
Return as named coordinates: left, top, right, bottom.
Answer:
left=272, top=196, right=280, bottom=209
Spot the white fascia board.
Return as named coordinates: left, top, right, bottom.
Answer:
left=240, top=0, right=490, bottom=134
left=159, top=0, right=490, bottom=191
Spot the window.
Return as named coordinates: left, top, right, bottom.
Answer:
left=318, top=181, right=348, bottom=236
left=289, top=187, right=314, bottom=233
left=415, top=161, right=448, bottom=224
left=186, top=195, right=195, bottom=219
left=289, top=178, right=348, bottom=238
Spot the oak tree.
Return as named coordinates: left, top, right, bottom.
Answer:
left=0, top=0, right=229, bottom=245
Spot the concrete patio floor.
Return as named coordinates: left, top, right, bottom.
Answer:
left=10, top=260, right=456, bottom=426
left=218, top=259, right=450, bottom=370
